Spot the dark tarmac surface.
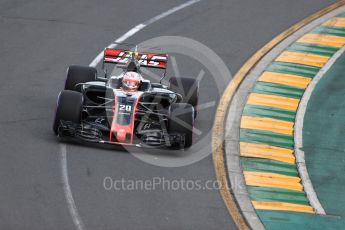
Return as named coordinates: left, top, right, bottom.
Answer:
left=0, top=0, right=336, bottom=229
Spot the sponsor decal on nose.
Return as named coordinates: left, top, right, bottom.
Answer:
left=117, top=129, right=127, bottom=141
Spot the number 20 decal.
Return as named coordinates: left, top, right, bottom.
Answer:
left=119, top=104, right=132, bottom=112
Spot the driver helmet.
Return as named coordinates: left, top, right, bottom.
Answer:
left=122, top=72, right=141, bottom=92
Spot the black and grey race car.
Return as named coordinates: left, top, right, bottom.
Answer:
left=53, top=47, right=199, bottom=149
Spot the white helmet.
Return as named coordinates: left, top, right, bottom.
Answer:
left=122, top=72, right=141, bottom=92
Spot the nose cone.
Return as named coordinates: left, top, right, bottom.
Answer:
left=117, top=129, right=127, bottom=141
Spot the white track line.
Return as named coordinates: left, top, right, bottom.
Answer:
left=60, top=144, right=85, bottom=230
left=60, top=1, right=201, bottom=230
left=89, top=0, right=200, bottom=67
left=295, top=44, right=345, bottom=215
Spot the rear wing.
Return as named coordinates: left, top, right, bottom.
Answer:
left=103, top=48, right=168, bottom=69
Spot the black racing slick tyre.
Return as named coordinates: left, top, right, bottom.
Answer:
left=65, top=65, right=97, bottom=92
left=53, top=90, right=83, bottom=135
left=169, top=77, right=199, bottom=117
left=168, top=103, right=194, bottom=149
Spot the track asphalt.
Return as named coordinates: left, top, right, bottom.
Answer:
left=0, top=0, right=336, bottom=229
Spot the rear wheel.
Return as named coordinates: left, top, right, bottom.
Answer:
left=65, top=65, right=97, bottom=92
left=169, top=77, right=199, bottom=117
left=53, top=90, right=83, bottom=135
left=168, top=103, right=194, bottom=149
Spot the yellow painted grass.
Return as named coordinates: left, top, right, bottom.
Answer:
left=252, top=201, right=314, bottom=213
left=241, top=116, right=294, bottom=136
left=240, top=142, right=295, bottom=164
left=323, top=17, right=345, bottom=28
left=258, top=72, right=311, bottom=89
left=297, top=33, right=345, bottom=48
left=276, top=51, right=329, bottom=68
left=247, top=93, right=300, bottom=111
left=244, top=171, right=303, bottom=191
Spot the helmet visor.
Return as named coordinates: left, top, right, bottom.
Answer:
left=123, top=79, right=140, bottom=90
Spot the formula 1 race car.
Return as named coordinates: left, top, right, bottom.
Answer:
left=53, top=47, right=199, bottom=149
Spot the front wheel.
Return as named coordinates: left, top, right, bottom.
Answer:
left=65, top=65, right=97, bottom=92
left=53, top=90, right=84, bottom=135
left=168, top=103, right=194, bottom=149
left=169, top=76, right=199, bottom=118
